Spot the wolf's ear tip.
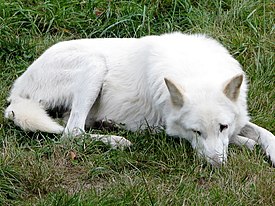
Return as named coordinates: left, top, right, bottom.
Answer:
left=235, top=74, right=244, bottom=81
left=223, top=73, right=244, bottom=101
left=237, top=74, right=243, bottom=80
left=235, top=74, right=244, bottom=86
left=164, top=77, right=171, bottom=86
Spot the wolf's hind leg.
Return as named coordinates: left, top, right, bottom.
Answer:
left=64, top=57, right=107, bottom=136
left=89, top=134, right=132, bottom=149
left=240, top=122, right=275, bottom=166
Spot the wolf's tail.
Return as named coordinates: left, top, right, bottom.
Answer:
left=4, top=97, right=64, bottom=133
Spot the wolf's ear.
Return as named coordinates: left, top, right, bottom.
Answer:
left=223, top=74, right=243, bottom=101
left=164, top=78, right=184, bottom=107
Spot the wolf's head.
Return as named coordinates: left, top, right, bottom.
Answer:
left=164, top=75, right=244, bottom=166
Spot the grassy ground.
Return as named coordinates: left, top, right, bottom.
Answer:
left=0, top=0, right=274, bottom=205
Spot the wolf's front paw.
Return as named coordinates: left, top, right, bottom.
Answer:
left=265, top=143, right=275, bottom=166
left=258, top=130, right=275, bottom=166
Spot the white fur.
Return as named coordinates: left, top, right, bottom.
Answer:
left=4, top=32, right=275, bottom=166
left=89, top=134, right=132, bottom=150
left=5, top=97, right=63, bottom=133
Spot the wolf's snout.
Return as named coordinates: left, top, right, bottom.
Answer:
left=193, top=136, right=228, bottom=166
left=196, top=149, right=227, bottom=167
left=207, top=155, right=227, bottom=167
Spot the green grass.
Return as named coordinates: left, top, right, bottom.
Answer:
left=0, top=0, right=274, bottom=205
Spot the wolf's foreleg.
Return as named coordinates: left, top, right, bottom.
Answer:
left=230, top=135, right=257, bottom=150
left=240, top=122, right=275, bottom=165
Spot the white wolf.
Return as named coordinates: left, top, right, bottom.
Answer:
left=4, top=32, right=275, bottom=166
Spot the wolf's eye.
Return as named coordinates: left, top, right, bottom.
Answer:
left=192, top=129, right=201, bottom=136
left=219, top=124, right=228, bottom=132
